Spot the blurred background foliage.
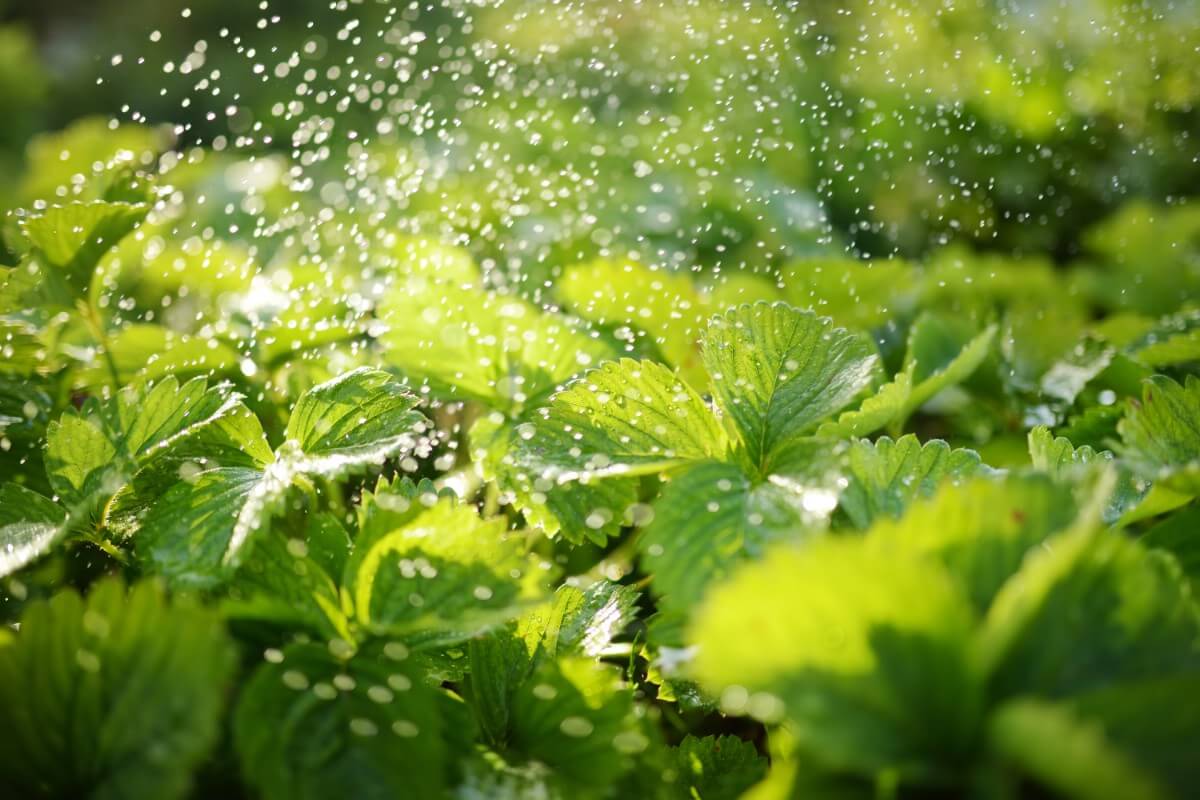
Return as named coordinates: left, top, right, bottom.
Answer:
left=1, top=0, right=1197, bottom=271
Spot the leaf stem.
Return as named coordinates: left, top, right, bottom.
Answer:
left=79, top=299, right=122, bottom=391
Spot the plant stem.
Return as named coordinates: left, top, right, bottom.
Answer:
left=79, top=300, right=121, bottom=391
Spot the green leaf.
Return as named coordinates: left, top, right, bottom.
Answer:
left=351, top=498, right=545, bottom=643
left=0, top=580, right=234, bottom=800
left=45, top=406, right=119, bottom=506
left=639, top=455, right=839, bottom=634
left=76, top=324, right=240, bottom=390
left=471, top=411, right=638, bottom=545
left=284, top=366, right=427, bottom=476
left=0, top=483, right=66, bottom=578
left=980, top=529, right=1200, bottom=701
left=465, top=639, right=639, bottom=795
left=667, top=734, right=768, bottom=800
left=380, top=279, right=612, bottom=412
left=234, top=642, right=456, bottom=800
left=987, top=698, right=1168, bottom=800
left=690, top=537, right=981, bottom=779
left=558, top=258, right=708, bottom=385
left=17, top=201, right=148, bottom=303
left=234, top=512, right=352, bottom=641
left=136, top=466, right=291, bottom=588
left=899, top=314, right=997, bottom=423
left=868, top=474, right=1078, bottom=613
left=1118, top=375, right=1200, bottom=495
left=1028, top=426, right=1146, bottom=523
left=701, top=302, right=878, bottom=470
left=517, top=580, right=641, bottom=660
left=816, top=370, right=913, bottom=439
left=521, top=358, right=726, bottom=481
left=1141, top=505, right=1200, bottom=596
left=839, top=435, right=987, bottom=530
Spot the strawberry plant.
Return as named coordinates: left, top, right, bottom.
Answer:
left=2, top=2, right=1200, bottom=798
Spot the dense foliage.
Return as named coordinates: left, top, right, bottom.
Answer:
left=1, top=1, right=1199, bottom=799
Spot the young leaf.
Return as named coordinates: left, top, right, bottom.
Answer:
left=899, top=314, right=996, bottom=424
left=1028, top=426, right=1145, bottom=523
left=234, top=642, right=458, bottom=800
left=839, top=435, right=986, bottom=529
left=816, top=369, right=913, bottom=439
left=701, top=302, right=878, bottom=470
left=0, top=580, right=234, bottom=800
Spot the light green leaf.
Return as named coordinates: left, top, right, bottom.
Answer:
left=0, top=483, right=66, bottom=578
left=840, top=435, right=987, bottom=530
left=380, top=279, right=612, bottom=412
left=1118, top=375, right=1200, bottom=495
left=701, top=302, right=878, bottom=470
left=351, top=499, right=544, bottom=642
left=234, top=642, right=457, bottom=800
left=0, top=580, right=234, bottom=800
left=868, top=474, right=1078, bottom=613
left=816, top=370, right=912, bottom=439
left=17, top=201, right=148, bottom=303
left=980, top=529, right=1200, bottom=701
left=987, top=699, right=1168, bottom=800
left=520, top=358, right=725, bottom=481
left=559, top=258, right=708, bottom=385
left=1039, top=335, right=1116, bottom=405
left=690, top=537, right=981, bottom=779
left=284, top=366, right=427, bottom=475
left=76, top=324, right=240, bottom=390
left=45, top=407, right=118, bottom=506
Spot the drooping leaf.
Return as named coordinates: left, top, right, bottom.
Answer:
left=899, top=314, right=996, bottom=423
left=839, top=435, right=987, bottom=530
left=701, top=302, right=878, bottom=470
left=816, top=369, right=913, bottom=439
left=234, top=642, right=457, bottom=800
left=0, top=580, right=234, bottom=800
